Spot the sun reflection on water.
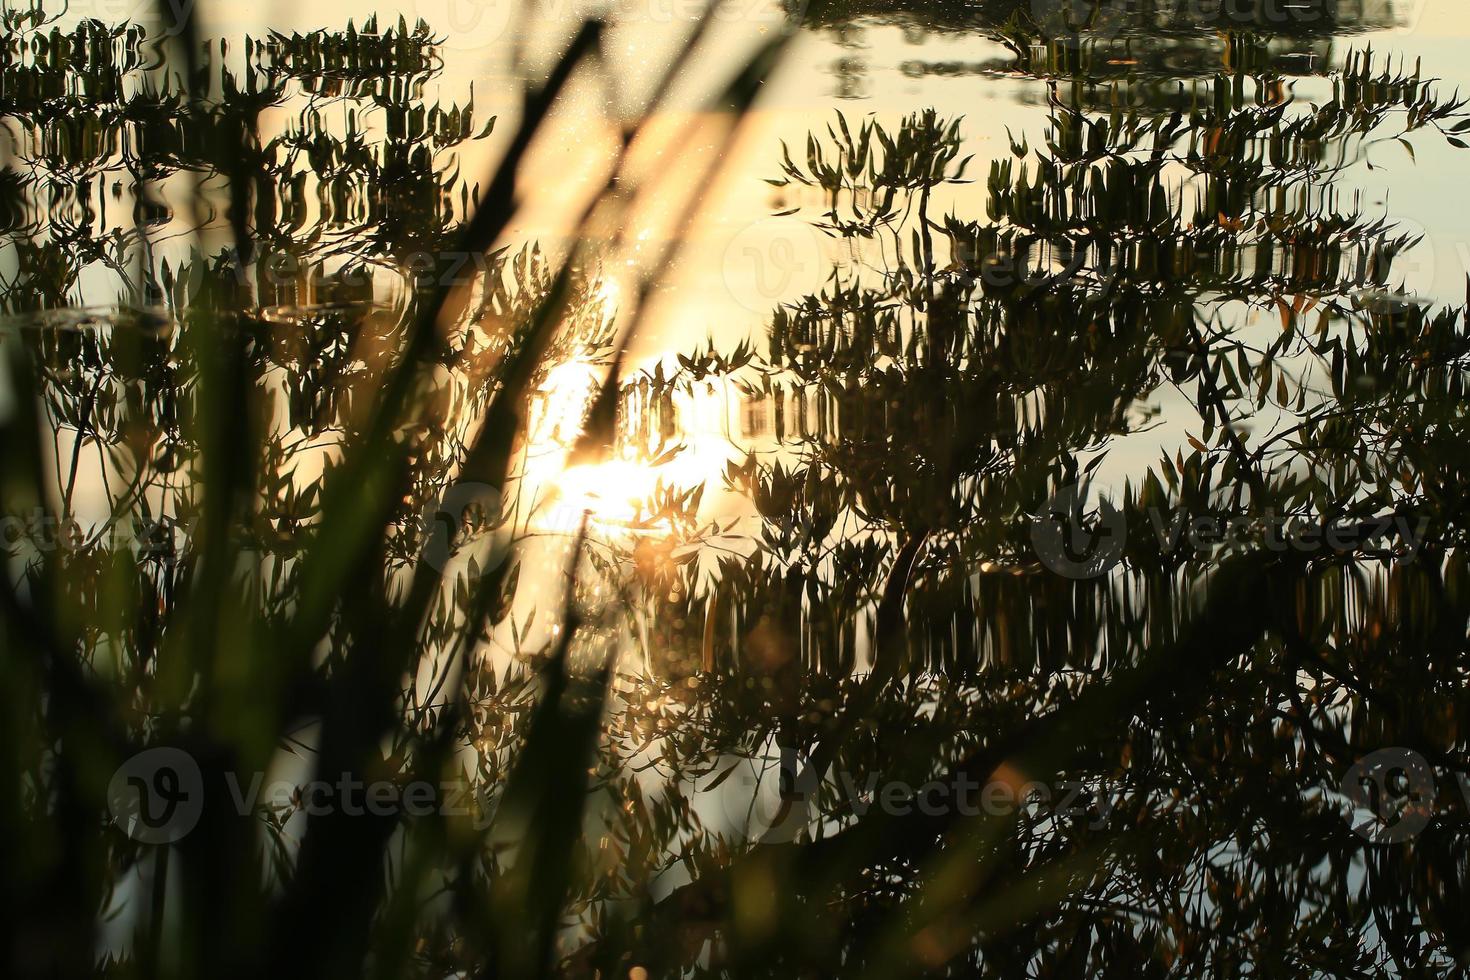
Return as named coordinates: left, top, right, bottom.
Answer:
left=518, top=350, right=757, bottom=536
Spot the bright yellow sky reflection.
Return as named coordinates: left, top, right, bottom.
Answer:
left=520, top=357, right=659, bottom=534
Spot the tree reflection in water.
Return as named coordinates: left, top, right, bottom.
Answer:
left=3, top=1, right=1470, bottom=976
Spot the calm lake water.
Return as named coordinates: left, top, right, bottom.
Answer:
left=6, top=0, right=1470, bottom=974
left=40, top=0, right=1461, bottom=515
